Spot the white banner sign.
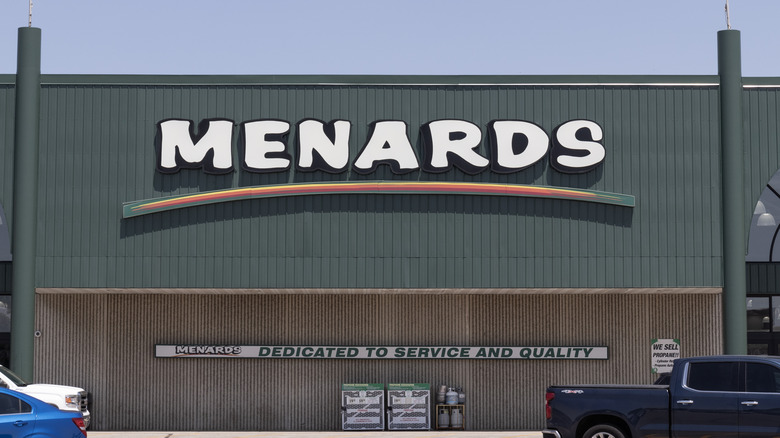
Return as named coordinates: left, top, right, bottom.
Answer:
left=156, top=345, right=608, bottom=360
left=651, top=338, right=680, bottom=373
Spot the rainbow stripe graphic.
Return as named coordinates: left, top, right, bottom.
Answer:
left=122, top=181, right=635, bottom=218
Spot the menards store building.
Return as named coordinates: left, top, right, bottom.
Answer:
left=1, top=28, right=779, bottom=431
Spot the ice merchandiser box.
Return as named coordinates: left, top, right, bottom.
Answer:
left=341, top=383, right=385, bottom=430
left=387, top=383, right=431, bottom=430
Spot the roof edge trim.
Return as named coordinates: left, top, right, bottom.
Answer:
left=37, top=287, right=722, bottom=295
left=0, top=73, right=723, bottom=86
left=2, top=73, right=779, bottom=87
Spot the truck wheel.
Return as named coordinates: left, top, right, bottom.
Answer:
left=582, top=424, right=626, bottom=438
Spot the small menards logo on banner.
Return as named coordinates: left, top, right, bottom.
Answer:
left=156, top=345, right=608, bottom=360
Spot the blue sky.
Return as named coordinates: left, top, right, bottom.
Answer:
left=1, top=0, right=780, bottom=76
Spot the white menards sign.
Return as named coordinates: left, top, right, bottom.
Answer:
left=156, top=345, right=608, bottom=360
left=122, top=118, right=637, bottom=217
left=157, top=118, right=605, bottom=175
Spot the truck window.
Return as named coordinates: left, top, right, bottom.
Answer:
left=687, top=362, right=740, bottom=391
left=745, top=362, right=780, bottom=393
left=0, top=366, right=27, bottom=387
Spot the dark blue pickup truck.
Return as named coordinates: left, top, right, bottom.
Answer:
left=543, top=355, right=780, bottom=438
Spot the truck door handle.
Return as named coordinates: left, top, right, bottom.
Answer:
left=742, top=401, right=759, bottom=406
left=676, top=400, right=694, bottom=405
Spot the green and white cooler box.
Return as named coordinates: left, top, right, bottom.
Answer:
left=341, top=383, right=385, bottom=430
left=387, top=383, right=431, bottom=430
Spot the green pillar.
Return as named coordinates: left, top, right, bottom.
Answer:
left=11, top=27, right=41, bottom=379
left=718, top=29, right=747, bottom=355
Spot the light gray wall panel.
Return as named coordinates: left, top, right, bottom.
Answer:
left=35, top=292, right=721, bottom=431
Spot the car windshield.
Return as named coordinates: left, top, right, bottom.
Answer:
left=0, top=366, right=28, bottom=387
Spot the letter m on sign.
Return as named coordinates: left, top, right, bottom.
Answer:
left=157, top=119, right=234, bottom=174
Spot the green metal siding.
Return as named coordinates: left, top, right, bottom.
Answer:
left=0, top=84, right=14, bottom=293
left=744, top=85, right=780, bottom=296
left=745, top=86, right=780, bottom=218
left=24, top=78, right=731, bottom=289
left=747, top=263, right=780, bottom=293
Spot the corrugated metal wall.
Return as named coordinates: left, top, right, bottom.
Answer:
left=28, top=80, right=725, bottom=289
left=2, top=75, right=778, bottom=432
left=3, top=77, right=779, bottom=293
left=35, top=291, right=721, bottom=431
left=744, top=85, right=780, bottom=296
left=747, top=263, right=780, bottom=293
left=0, top=83, right=14, bottom=293
left=745, top=86, right=780, bottom=212
left=0, top=77, right=774, bottom=294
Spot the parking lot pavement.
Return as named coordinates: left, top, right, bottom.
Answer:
left=88, top=431, right=543, bottom=438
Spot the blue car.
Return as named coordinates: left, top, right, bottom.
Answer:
left=0, top=387, right=86, bottom=437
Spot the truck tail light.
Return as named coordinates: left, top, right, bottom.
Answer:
left=72, top=417, right=87, bottom=436
left=545, top=391, right=555, bottom=419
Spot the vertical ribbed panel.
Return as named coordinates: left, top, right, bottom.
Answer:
left=34, top=292, right=721, bottom=431
left=0, top=84, right=14, bottom=293
left=744, top=87, right=780, bottom=295
left=30, top=82, right=727, bottom=289
left=745, top=88, right=780, bottom=214
left=747, top=262, right=780, bottom=293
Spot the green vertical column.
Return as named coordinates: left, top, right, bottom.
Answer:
left=11, top=27, right=41, bottom=380
left=718, top=29, right=747, bottom=355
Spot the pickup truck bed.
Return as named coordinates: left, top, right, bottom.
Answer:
left=544, top=385, right=669, bottom=438
left=543, top=355, right=780, bottom=438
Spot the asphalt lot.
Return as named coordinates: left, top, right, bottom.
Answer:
left=89, top=432, right=543, bottom=438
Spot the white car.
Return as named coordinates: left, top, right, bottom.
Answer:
left=0, top=365, right=90, bottom=428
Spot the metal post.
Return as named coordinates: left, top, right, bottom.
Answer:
left=718, top=29, right=747, bottom=355
left=11, top=27, right=41, bottom=379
